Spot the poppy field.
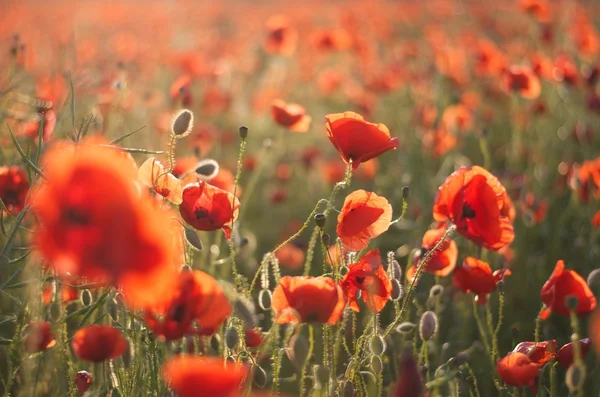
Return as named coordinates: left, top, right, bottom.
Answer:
left=1, top=0, right=600, bottom=396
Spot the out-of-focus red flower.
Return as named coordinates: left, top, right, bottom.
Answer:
left=42, top=282, right=78, bottom=306
left=453, top=257, right=511, bottom=304
left=244, top=329, right=264, bottom=348
left=144, top=270, right=231, bottom=340
left=270, top=188, right=288, bottom=204
left=72, top=325, right=127, bottom=362
left=433, top=166, right=515, bottom=251
left=473, top=39, right=507, bottom=77
left=272, top=276, right=346, bottom=324
left=408, top=226, right=458, bottom=280
left=325, top=111, right=398, bottom=170
left=553, top=54, right=579, bottom=85
left=201, top=84, right=230, bottom=115
left=162, top=356, right=248, bottom=397
left=336, top=190, right=392, bottom=251
left=264, top=15, right=297, bottom=56
left=275, top=163, right=293, bottom=182
left=503, top=66, right=542, bottom=99
left=496, top=352, right=541, bottom=389
left=0, top=166, right=29, bottom=215
left=557, top=338, right=591, bottom=368
left=313, top=29, right=352, bottom=52
left=341, top=249, right=392, bottom=313
left=208, top=168, right=241, bottom=197
left=441, top=105, right=473, bottom=134
left=393, top=348, right=423, bottom=397
left=75, top=370, right=92, bottom=395
left=520, top=0, right=552, bottom=22
left=138, top=157, right=183, bottom=204
left=35, top=74, right=67, bottom=110
left=570, top=12, right=600, bottom=60
left=421, top=127, right=457, bottom=158
left=274, top=243, right=305, bottom=270
left=592, top=211, right=600, bottom=228
left=513, top=340, right=557, bottom=365
left=540, top=260, right=596, bottom=319
left=520, top=192, right=548, bottom=225
left=326, top=244, right=351, bottom=267
left=170, top=75, right=193, bottom=106
left=271, top=99, right=311, bottom=132
left=179, top=181, right=240, bottom=239
left=17, top=110, right=56, bottom=142
left=24, top=321, right=56, bottom=354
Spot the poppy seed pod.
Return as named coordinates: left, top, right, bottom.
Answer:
left=225, top=327, right=240, bottom=350
left=171, top=109, right=194, bottom=138
left=239, top=125, right=249, bottom=139
left=49, top=302, right=61, bottom=322
left=342, top=381, right=355, bottom=397
left=396, top=322, right=416, bottom=334
left=370, top=355, right=383, bottom=374
left=370, top=335, right=386, bottom=355
left=566, top=364, right=585, bottom=392
left=429, top=284, right=444, bottom=298
left=194, top=159, right=220, bottom=180
left=184, top=228, right=203, bottom=251
left=419, top=311, right=438, bottom=341
left=107, top=297, right=119, bottom=322
left=314, top=213, right=326, bottom=228
left=314, top=364, right=331, bottom=387
left=233, top=297, right=258, bottom=330
left=321, top=233, right=331, bottom=247
left=210, top=334, right=221, bottom=352
left=391, top=279, right=403, bottom=301
left=402, top=186, right=410, bottom=200
left=587, top=269, right=600, bottom=287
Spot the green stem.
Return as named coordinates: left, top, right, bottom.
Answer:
left=299, top=325, right=315, bottom=397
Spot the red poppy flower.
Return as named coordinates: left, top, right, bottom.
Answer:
left=75, top=371, right=92, bottom=395
left=272, top=276, right=346, bottom=325
left=208, top=169, right=241, bottom=197
left=336, top=190, right=393, bottom=251
left=496, top=352, right=541, bottom=388
left=592, top=211, right=600, bottom=228
left=264, top=15, right=297, bottom=56
left=341, top=249, right=392, bottom=313
left=540, top=260, right=596, bottom=319
left=421, top=127, right=457, bottom=158
left=24, top=321, right=56, bottom=354
left=553, top=54, right=579, bottom=85
left=520, top=0, right=552, bottom=22
left=42, top=282, right=78, bottom=306
left=313, top=29, right=352, bottom=52
left=433, top=166, right=515, bottom=251
left=72, top=325, right=127, bottom=362
left=144, top=270, right=231, bottom=341
left=520, top=192, right=548, bottom=225
left=513, top=340, right=557, bottom=365
left=0, top=166, right=29, bottom=215
left=162, top=355, right=248, bottom=397
left=17, top=110, right=56, bottom=143
left=568, top=158, right=600, bottom=202
left=179, top=181, right=240, bottom=239
left=408, top=225, right=458, bottom=280
left=30, top=140, right=180, bottom=309
left=325, top=112, right=398, bottom=170
left=271, top=99, right=311, bottom=133
left=453, top=257, right=511, bottom=304
left=274, top=243, right=305, bottom=270
left=393, top=348, right=424, bottom=397
left=138, top=157, right=183, bottom=204
left=244, top=329, right=264, bottom=348
left=441, top=104, right=473, bottom=134
left=170, top=75, right=193, bottom=106
left=503, top=66, right=542, bottom=99
left=557, top=338, right=591, bottom=368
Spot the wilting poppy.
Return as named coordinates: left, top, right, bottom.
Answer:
left=336, top=190, right=393, bottom=251
left=540, top=260, right=596, bottom=319
left=144, top=270, right=231, bottom=340
left=453, top=257, right=511, bottom=304
left=162, top=355, right=248, bottom=397
left=496, top=352, right=541, bottom=388
left=24, top=321, right=56, bottom=354
left=72, top=325, right=127, bottom=362
left=75, top=371, right=92, bottom=395
left=513, top=340, right=557, bottom=365
left=341, top=249, right=392, bottom=313
left=30, top=140, right=180, bottom=309
left=433, top=166, right=515, bottom=251
left=271, top=99, right=311, bottom=132
left=272, top=276, right=346, bottom=325
left=556, top=338, right=592, bottom=368
left=0, top=166, right=30, bottom=215
left=503, top=66, right=542, bottom=99
left=179, top=181, right=240, bottom=239
left=408, top=225, right=458, bottom=280
left=264, top=15, right=297, bottom=56
left=325, top=112, right=398, bottom=170
left=274, top=243, right=305, bottom=270
left=138, top=157, right=183, bottom=204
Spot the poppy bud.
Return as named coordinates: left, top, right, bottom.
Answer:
left=253, top=365, right=268, bottom=388
left=448, top=352, right=469, bottom=368
left=429, top=285, right=444, bottom=298
left=391, top=279, right=403, bottom=301
left=396, top=322, right=416, bottom=334
left=80, top=289, right=92, bottom=306
left=342, top=381, right=355, bottom=397
left=290, top=334, right=309, bottom=369
left=185, top=228, right=203, bottom=251
left=390, top=259, right=402, bottom=281
left=109, top=388, right=122, bottom=397
left=194, top=159, right=220, bottom=180
left=107, top=297, right=119, bottom=322
left=565, top=294, right=579, bottom=311
left=496, top=280, right=505, bottom=291
left=171, top=109, right=194, bottom=138
left=370, top=335, right=386, bottom=355
left=225, top=327, right=240, bottom=350
left=75, top=371, right=92, bottom=395
left=181, top=264, right=193, bottom=273
left=402, top=186, right=410, bottom=200
left=419, top=311, right=438, bottom=341
left=314, top=365, right=331, bottom=387
left=234, top=297, right=258, bottom=330
left=371, top=355, right=383, bottom=374
left=210, top=334, right=221, bottom=352
left=321, top=233, right=331, bottom=247
left=258, top=289, right=272, bottom=310
left=239, top=125, right=249, bottom=140
left=587, top=269, right=600, bottom=287
left=314, top=213, right=326, bottom=228
left=566, top=363, right=585, bottom=392
left=49, top=303, right=61, bottom=322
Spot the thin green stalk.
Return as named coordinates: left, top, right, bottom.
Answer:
left=228, top=136, right=247, bottom=291
left=492, top=292, right=505, bottom=363
left=299, top=325, right=315, bottom=397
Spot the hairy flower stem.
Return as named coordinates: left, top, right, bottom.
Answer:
left=299, top=325, right=315, bottom=397
left=228, top=137, right=247, bottom=291
left=492, top=292, right=505, bottom=364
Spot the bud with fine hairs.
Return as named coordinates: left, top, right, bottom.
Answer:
left=171, top=109, right=194, bottom=138
left=419, top=311, right=438, bottom=341
left=194, top=159, right=220, bottom=180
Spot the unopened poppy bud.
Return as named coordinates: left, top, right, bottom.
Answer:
left=107, top=297, right=119, bottom=322
left=565, top=294, right=579, bottom=311
left=396, top=322, right=416, bottom=334
left=258, top=289, right=272, bottom=310
left=291, top=335, right=309, bottom=368
left=429, top=284, right=444, bottom=298
left=321, top=233, right=331, bottom=247
left=233, top=297, right=258, bottom=329
left=185, top=228, right=203, bottom=251
left=402, top=186, right=410, bottom=200
left=181, top=264, right=193, bottom=273
left=370, top=355, right=383, bottom=374
left=239, top=125, right=249, bottom=140
left=121, top=340, right=133, bottom=368
left=314, top=364, right=331, bottom=386
left=391, top=279, right=403, bottom=301
left=343, top=381, right=355, bottom=397
left=566, top=363, right=585, bottom=392
left=210, top=333, right=221, bottom=352
left=314, top=213, right=326, bottom=228
left=253, top=365, right=268, bottom=388
left=80, top=289, right=92, bottom=306
left=225, top=327, right=240, bottom=350
left=195, top=159, right=219, bottom=179
left=171, top=109, right=194, bottom=138
left=588, top=269, right=600, bottom=287
left=419, top=311, right=438, bottom=341
left=369, top=335, right=386, bottom=355
left=49, top=303, right=61, bottom=321
left=390, top=260, right=402, bottom=281
left=75, top=371, right=92, bottom=395
left=448, top=352, right=469, bottom=369
left=496, top=280, right=505, bottom=291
